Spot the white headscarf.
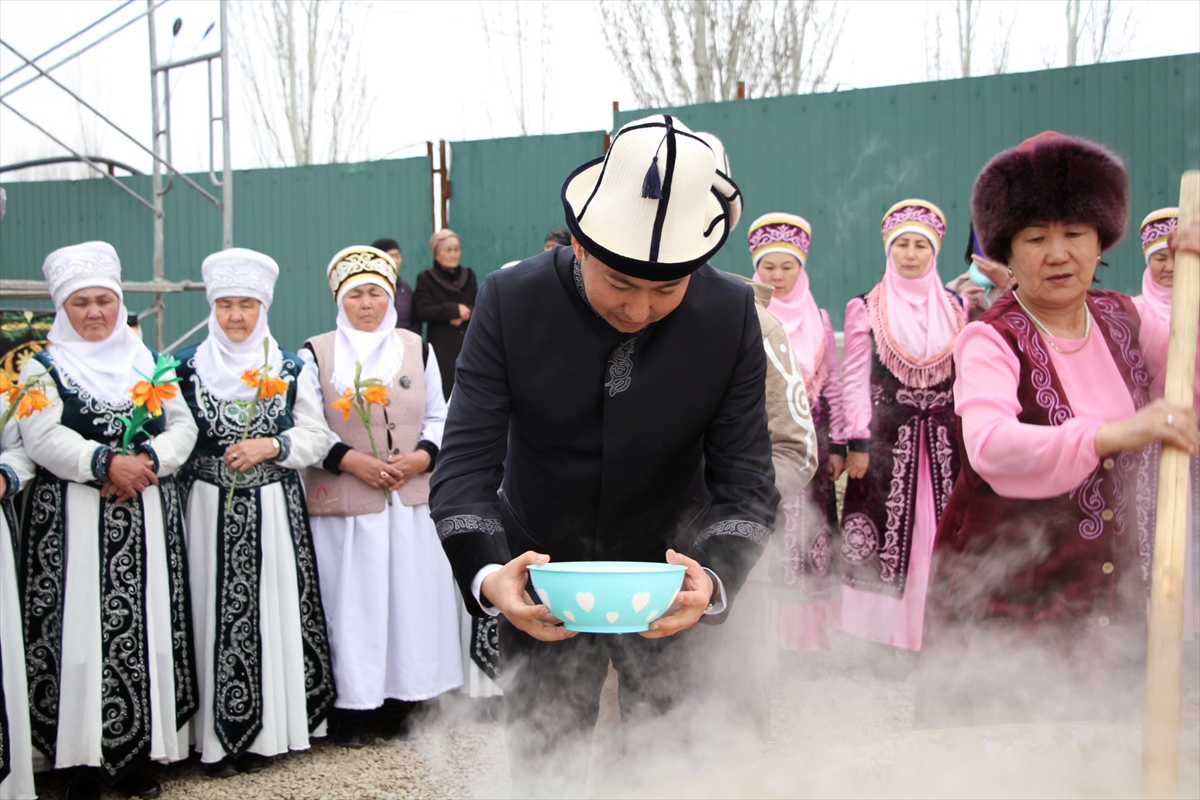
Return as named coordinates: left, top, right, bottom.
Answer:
left=195, top=307, right=283, bottom=401
left=195, top=248, right=284, bottom=401
left=326, top=246, right=403, bottom=393
left=43, top=242, right=155, bottom=405
left=332, top=300, right=403, bottom=394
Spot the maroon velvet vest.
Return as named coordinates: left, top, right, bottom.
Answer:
left=929, top=290, right=1154, bottom=628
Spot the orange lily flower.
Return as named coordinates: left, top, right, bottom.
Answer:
left=241, top=368, right=262, bottom=388
left=0, top=372, right=15, bottom=402
left=17, top=388, right=51, bottom=418
left=260, top=376, right=289, bottom=398
left=131, top=380, right=179, bottom=417
left=332, top=388, right=354, bottom=421
left=363, top=385, right=388, bottom=406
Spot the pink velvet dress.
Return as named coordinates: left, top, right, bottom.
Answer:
left=772, top=311, right=845, bottom=651
left=838, top=297, right=963, bottom=651
left=1133, top=292, right=1199, bottom=641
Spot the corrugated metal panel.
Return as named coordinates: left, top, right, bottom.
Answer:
left=615, top=54, right=1200, bottom=326
left=446, top=130, right=606, bottom=273
left=0, top=157, right=430, bottom=352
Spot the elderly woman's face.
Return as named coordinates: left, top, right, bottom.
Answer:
left=342, top=284, right=392, bottom=331
left=436, top=240, right=462, bottom=269
left=889, top=233, right=934, bottom=278
left=1149, top=249, right=1174, bottom=288
left=1009, top=222, right=1100, bottom=308
left=756, top=254, right=802, bottom=297
left=214, top=296, right=262, bottom=343
left=64, top=287, right=120, bottom=342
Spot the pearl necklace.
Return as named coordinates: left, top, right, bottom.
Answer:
left=1013, top=290, right=1093, bottom=355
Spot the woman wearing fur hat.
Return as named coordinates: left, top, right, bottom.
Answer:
left=413, top=229, right=478, bottom=399
left=17, top=242, right=199, bottom=799
left=747, top=212, right=844, bottom=652
left=301, top=247, right=462, bottom=747
left=921, top=133, right=1199, bottom=726
left=174, top=249, right=335, bottom=776
left=1134, top=207, right=1200, bottom=642
left=838, top=200, right=966, bottom=653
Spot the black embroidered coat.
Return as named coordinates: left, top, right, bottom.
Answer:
left=430, top=247, right=780, bottom=618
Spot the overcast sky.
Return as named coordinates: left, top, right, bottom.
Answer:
left=1, top=0, right=1197, bottom=180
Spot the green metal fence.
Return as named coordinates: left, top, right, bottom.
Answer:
left=616, top=54, right=1200, bottom=326
left=2, top=54, right=1196, bottom=345
left=445, top=130, right=606, bottom=271
left=0, top=157, right=430, bottom=352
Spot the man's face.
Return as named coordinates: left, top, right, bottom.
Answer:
left=572, top=238, right=690, bottom=334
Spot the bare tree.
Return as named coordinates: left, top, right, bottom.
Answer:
left=597, top=0, right=845, bottom=107
left=1065, top=0, right=1136, bottom=66
left=230, top=0, right=372, bottom=166
left=926, top=0, right=1015, bottom=80
left=479, top=1, right=553, bottom=136
left=954, top=0, right=979, bottom=78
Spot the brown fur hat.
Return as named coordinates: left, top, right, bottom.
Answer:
left=971, top=131, right=1128, bottom=263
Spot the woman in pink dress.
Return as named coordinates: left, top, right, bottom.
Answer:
left=921, top=132, right=1199, bottom=726
left=1133, top=207, right=1199, bottom=642
left=748, top=212, right=845, bottom=651
left=838, top=199, right=966, bottom=652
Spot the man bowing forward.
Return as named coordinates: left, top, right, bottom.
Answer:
left=431, top=115, right=779, bottom=794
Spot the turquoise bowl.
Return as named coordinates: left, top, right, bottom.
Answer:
left=526, top=561, right=686, bottom=634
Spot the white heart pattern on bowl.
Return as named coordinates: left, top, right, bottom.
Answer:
left=645, top=610, right=660, bottom=622
left=536, top=588, right=550, bottom=605
left=562, top=609, right=576, bottom=622
left=576, top=592, right=595, bottom=613
left=632, top=591, right=650, bottom=613
left=606, top=612, right=619, bottom=624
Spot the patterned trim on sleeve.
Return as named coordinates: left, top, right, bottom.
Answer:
left=693, top=519, right=771, bottom=548
left=435, top=514, right=505, bottom=542
left=135, top=444, right=161, bottom=473
left=0, top=464, right=18, bottom=499
left=274, top=434, right=292, bottom=463
left=92, top=445, right=114, bottom=481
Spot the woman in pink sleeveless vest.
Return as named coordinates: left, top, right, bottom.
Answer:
left=747, top=212, right=845, bottom=652
left=838, top=200, right=967, bottom=654
left=920, top=132, right=1199, bottom=727
left=300, top=246, right=463, bottom=747
left=1134, top=207, right=1200, bottom=642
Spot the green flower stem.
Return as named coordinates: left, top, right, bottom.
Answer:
left=225, top=339, right=272, bottom=515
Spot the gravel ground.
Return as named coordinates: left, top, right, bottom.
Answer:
left=26, top=638, right=1200, bottom=799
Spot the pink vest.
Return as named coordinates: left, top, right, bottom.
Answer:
left=303, top=330, right=430, bottom=515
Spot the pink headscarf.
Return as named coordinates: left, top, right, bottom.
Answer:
left=1139, top=265, right=1173, bottom=321
left=867, top=200, right=964, bottom=388
left=1137, top=207, right=1177, bottom=321
left=754, top=267, right=824, bottom=379
left=747, top=213, right=824, bottom=380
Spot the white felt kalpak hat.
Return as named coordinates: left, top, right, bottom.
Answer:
left=694, top=131, right=743, bottom=232
left=202, top=247, right=280, bottom=308
left=562, top=115, right=739, bottom=281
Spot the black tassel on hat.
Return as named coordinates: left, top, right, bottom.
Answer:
left=641, top=156, right=662, bottom=199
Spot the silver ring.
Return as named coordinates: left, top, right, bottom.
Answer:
left=231, top=452, right=240, bottom=460
left=1166, top=413, right=1175, bottom=428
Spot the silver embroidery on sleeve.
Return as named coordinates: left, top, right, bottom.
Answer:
left=436, top=514, right=505, bottom=542
left=693, top=520, right=771, bottom=547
